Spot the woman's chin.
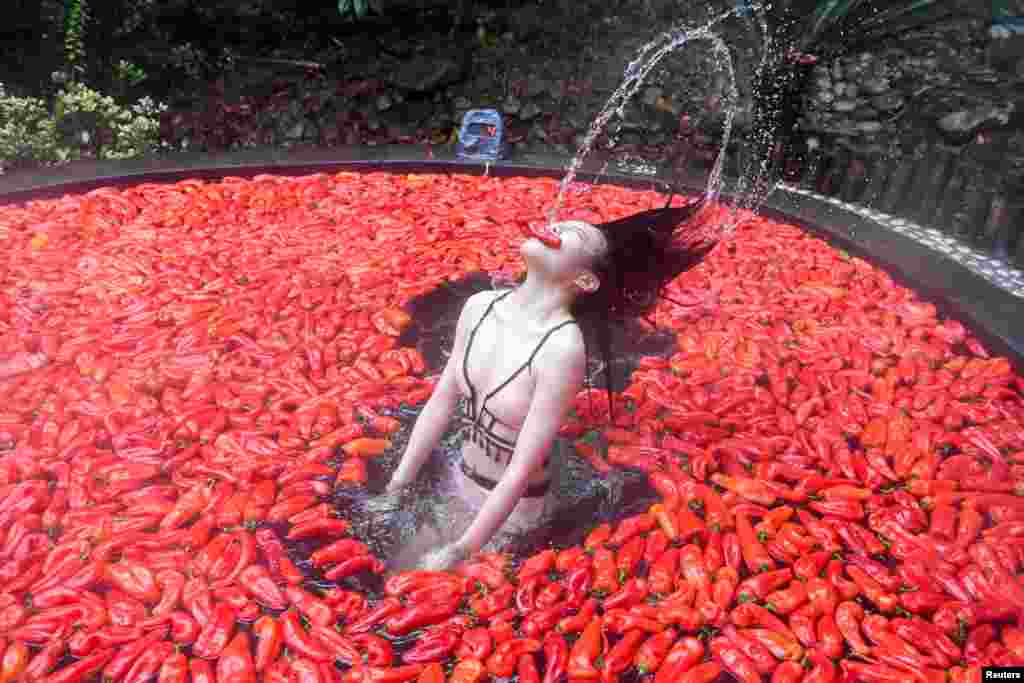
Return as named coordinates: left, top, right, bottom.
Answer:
left=519, top=239, right=543, bottom=261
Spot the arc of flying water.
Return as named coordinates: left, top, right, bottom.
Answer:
left=552, top=1, right=778, bottom=238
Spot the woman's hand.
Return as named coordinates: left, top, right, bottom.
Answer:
left=417, top=541, right=473, bottom=572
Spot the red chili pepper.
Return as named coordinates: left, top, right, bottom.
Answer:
left=125, top=641, right=175, bottom=683
left=253, top=615, right=284, bottom=672
left=469, top=583, right=515, bottom=619
left=567, top=617, right=605, bottom=680
left=564, top=561, right=593, bottom=605
left=835, top=601, right=871, bottom=654
left=522, top=602, right=570, bottom=639
left=345, top=597, right=403, bottom=635
left=587, top=626, right=636, bottom=675
left=449, top=659, right=486, bottom=683
left=615, top=535, right=646, bottom=581
left=558, top=597, right=599, bottom=634
left=709, top=637, right=761, bottom=683
left=456, top=627, right=493, bottom=660
left=23, top=624, right=68, bottom=681
left=653, top=637, right=705, bottom=683
left=604, top=577, right=649, bottom=610
left=845, top=565, right=898, bottom=613
left=592, top=547, right=619, bottom=594
left=456, top=561, right=506, bottom=590
left=169, top=610, right=200, bottom=645
left=0, top=642, right=29, bottom=683
left=280, top=609, right=332, bottom=661
left=310, top=625, right=361, bottom=666
left=352, top=633, right=395, bottom=667
left=518, top=548, right=556, bottom=581
left=737, top=568, right=792, bottom=602
left=384, top=571, right=460, bottom=597
left=105, top=559, right=161, bottom=603
left=516, top=575, right=545, bottom=613
left=286, top=586, right=335, bottom=627
left=157, top=651, right=189, bottom=683
left=238, top=563, right=287, bottom=610
left=604, top=609, right=666, bottom=634
left=609, top=513, right=656, bottom=546
left=585, top=523, right=613, bottom=551
left=386, top=596, right=462, bottom=636
left=103, top=631, right=165, bottom=681
left=44, top=648, right=114, bottom=683
left=324, top=553, right=386, bottom=581
left=291, top=656, right=325, bottom=683
left=647, top=547, right=678, bottom=595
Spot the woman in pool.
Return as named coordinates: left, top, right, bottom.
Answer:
left=375, top=191, right=717, bottom=570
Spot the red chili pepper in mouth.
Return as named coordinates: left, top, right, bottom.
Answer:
left=522, top=221, right=562, bottom=248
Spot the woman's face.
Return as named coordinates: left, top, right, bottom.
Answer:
left=520, top=220, right=608, bottom=281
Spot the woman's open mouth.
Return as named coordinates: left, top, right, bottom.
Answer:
left=523, top=221, right=562, bottom=248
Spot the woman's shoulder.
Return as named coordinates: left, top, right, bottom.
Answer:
left=464, top=287, right=511, bottom=311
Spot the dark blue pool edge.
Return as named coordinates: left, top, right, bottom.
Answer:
left=1, top=145, right=1020, bottom=370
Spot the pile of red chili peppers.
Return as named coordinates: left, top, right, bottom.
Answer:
left=0, top=171, right=1021, bottom=683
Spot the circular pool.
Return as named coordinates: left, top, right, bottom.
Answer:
left=0, top=146, right=1022, bottom=683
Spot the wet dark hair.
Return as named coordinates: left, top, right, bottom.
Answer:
left=570, top=191, right=716, bottom=424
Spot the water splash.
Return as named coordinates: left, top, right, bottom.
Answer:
left=552, top=1, right=785, bottom=236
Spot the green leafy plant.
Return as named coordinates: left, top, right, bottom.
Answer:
left=63, top=0, right=88, bottom=82
left=338, top=0, right=383, bottom=21
left=114, top=60, right=147, bottom=88
left=0, top=81, right=166, bottom=172
left=0, top=84, right=59, bottom=170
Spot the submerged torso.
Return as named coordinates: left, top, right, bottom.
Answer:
left=452, top=288, right=576, bottom=487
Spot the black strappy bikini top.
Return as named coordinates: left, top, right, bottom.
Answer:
left=458, top=289, right=578, bottom=465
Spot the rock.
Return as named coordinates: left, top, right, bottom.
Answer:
left=389, top=49, right=467, bottom=93
left=872, top=92, right=905, bottom=112
left=833, top=82, right=846, bottom=96
left=846, top=84, right=860, bottom=99
left=814, top=91, right=836, bottom=107
left=642, top=87, right=662, bottom=106
left=454, top=96, right=471, bottom=109
left=832, top=62, right=843, bottom=80
left=833, top=99, right=858, bottom=113
left=861, top=77, right=891, bottom=94
left=856, top=121, right=883, bottom=135
left=285, top=120, right=305, bottom=140
left=385, top=121, right=418, bottom=139
left=526, top=78, right=548, bottom=98
left=519, top=101, right=541, bottom=121
left=376, top=94, right=393, bottom=112
left=937, top=104, right=1015, bottom=141
left=567, top=114, right=588, bottom=130
left=853, top=107, right=880, bottom=121
left=502, top=95, right=521, bottom=115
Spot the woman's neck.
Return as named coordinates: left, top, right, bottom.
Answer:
left=508, top=270, right=575, bottom=326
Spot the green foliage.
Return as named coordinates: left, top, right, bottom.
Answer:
left=0, top=81, right=167, bottom=172
left=338, top=0, right=384, bottom=21
left=0, top=84, right=60, bottom=170
left=63, top=0, right=88, bottom=81
left=114, top=60, right=148, bottom=89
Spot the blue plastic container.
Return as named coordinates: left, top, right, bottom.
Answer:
left=456, top=109, right=508, bottom=162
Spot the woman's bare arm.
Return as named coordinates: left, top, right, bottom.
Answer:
left=385, top=293, right=485, bottom=491
left=453, top=325, right=587, bottom=555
